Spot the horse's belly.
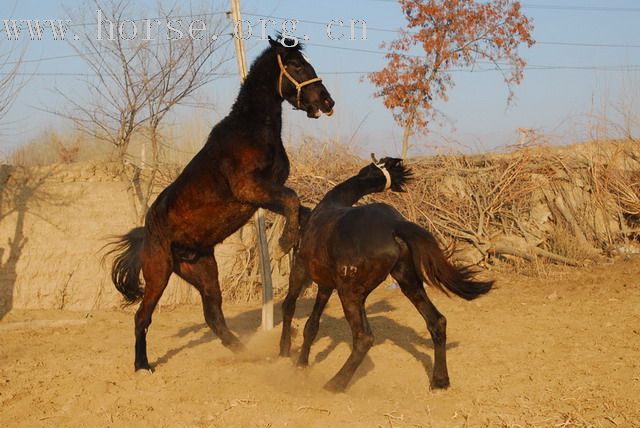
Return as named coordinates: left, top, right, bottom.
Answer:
left=169, top=201, right=256, bottom=247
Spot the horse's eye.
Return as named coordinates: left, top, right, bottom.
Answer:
left=288, top=60, right=302, bottom=69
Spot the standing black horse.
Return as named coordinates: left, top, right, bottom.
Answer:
left=108, top=37, right=334, bottom=371
left=279, top=157, right=492, bottom=392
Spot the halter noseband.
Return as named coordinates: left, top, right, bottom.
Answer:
left=374, top=163, right=392, bottom=191
left=277, top=54, right=323, bottom=109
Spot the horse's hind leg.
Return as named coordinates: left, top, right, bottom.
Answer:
left=392, top=259, right=450, bottom=389
left=175, top=254, right=243, bottom=352
left=296, top=285, right=332, bottom=367
left=279, top=254, right=312, bottom=357
left=324, top=290, right=373, bottom=392
left=135, top=243, right=172, bottom=371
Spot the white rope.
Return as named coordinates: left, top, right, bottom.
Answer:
left=375, top=163, right=392, bottom=191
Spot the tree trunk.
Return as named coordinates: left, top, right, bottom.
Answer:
left=401, top=106, right=416, bottom=159
left=137, top=125, right=160, bottom=224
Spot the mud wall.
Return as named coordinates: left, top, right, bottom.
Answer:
left=0, top=162, right=287, bottom=316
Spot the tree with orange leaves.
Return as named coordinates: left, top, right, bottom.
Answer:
left=369, top=0, right=534, bottom=157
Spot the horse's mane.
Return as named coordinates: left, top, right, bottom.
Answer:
left=231, top=36, right=304, bottom=113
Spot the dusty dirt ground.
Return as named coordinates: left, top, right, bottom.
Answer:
left=1, top=257, right=639, bottom=428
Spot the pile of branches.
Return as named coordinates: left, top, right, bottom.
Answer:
left=287, top=139, right=640, bottom=270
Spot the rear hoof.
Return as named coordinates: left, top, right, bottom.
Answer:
left=296, top=359, right=309, bottom=368
left=135, top=362, right=153, bottom=373
left=278, top=239, right=293, bottom=255
left=431, top=376, right=450, bottom=389
left=228, top=340, right=246, bottom=354
left=323, top=378, right=346, bottom=393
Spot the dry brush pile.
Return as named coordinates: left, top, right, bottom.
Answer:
left=285, top=139, right=640, bottom=277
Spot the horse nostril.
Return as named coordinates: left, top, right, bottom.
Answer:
left=323, top=98, right=335, bottom=108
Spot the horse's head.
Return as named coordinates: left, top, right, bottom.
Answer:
left=358, top=155, right=413, bottom=192
left=269, top=36, right=335, bottom=119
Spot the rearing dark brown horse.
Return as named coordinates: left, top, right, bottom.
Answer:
left=108, top=37, right=334, bottom=371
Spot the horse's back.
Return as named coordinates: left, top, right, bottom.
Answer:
left=331, top=204, right=403, bottom=254
left=302, top=203, right=405, bottom=288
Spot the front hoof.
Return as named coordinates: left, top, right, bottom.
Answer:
left=278, top=230, right=297, bottom=254
left=323, top=378, right=346, bottom=393
left=279, top=348, right=290, bottom=358
left=135, top=362, right=153, bottom=372
left=431, top=376, right=450, bottom=389
left=296, top=358, right=309, bottom=368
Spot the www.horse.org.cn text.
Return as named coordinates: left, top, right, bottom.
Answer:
left=2, top=9, right=368, bottom=44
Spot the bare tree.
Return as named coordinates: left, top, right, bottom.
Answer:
left=55, top=0, right=231, bottom=222
left=54, top=0, right=148, bottom=161
left=0, top=42, right=25, bottom=134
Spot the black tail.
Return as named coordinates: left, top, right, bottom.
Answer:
left=104, top=227, right=145, bottom=304
left=394, top=222, right=493, bottom=300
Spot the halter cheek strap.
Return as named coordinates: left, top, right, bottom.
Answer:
left=277, top=54, right=323, bottom=109
left=375, top=163, right=392, bottom=191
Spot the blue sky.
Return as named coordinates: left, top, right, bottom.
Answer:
left=1, top=0, right=640, bottom=157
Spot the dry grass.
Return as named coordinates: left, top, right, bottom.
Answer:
left=288, top=138, right=640, bottom=273
left=8, top=130, right=112, bottom=166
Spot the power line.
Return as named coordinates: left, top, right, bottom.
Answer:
left=0, top=10, right=229, bottom=31
left=246, top=12, right=640, bottom=49
left=370, top=0, right=640, bottom=12
left=2, top=33, right=236, bottom=66
left=538, top=40, right=640, bottom=49
left=306, top=41, right=640, bottom=64
left=6, top=63, right=640, bottom=78
left=243, top=12, right=398, bottom=34
left=0, top=71, right=237, bottom=78
left=521, top=3, right=640, bottom=13
left=8, top=34, right=640, bottom=68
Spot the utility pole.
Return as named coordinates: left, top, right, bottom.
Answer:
left=228, top=0, right=274, bottom=331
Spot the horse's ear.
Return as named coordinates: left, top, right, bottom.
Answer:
left=269, top=33, right=289, bottom=53
left=268, top=34, right=290, bottom=58
left=268, top=35, right=280, bottom=49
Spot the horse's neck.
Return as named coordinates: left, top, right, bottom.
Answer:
left=230, top=56, right=283, bottom=134
left=232, top=93, right=283, bottom=130
left=319, top=176, right=385, bottom=208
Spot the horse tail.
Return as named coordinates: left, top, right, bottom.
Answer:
left=394, top=222, right=493, bottom=300
left=105, top=227, right=145, bottom=304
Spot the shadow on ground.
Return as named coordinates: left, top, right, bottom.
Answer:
left=154, top=296, right=458, bottom=388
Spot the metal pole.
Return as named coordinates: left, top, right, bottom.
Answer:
left=229, top=0, right=274, bottom=330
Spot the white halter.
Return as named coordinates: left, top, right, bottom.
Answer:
left=375, top=163, right=392, bottom=191
left=277, top=54, right=323, bottom=109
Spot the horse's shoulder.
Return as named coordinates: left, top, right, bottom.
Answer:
left=346, top=203, right=403, bottom=220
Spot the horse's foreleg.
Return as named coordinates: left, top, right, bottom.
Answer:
left=135, top=244, right=172, bottom=371
left=228, top=176, right=300, bottom=253
left=280, top=255, right=312, bottom=357
left=324, top=292, right=373, bottom=392
left=176, top=255, right=243, bottom=352
left=297, top=285, right=332, bottom=366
